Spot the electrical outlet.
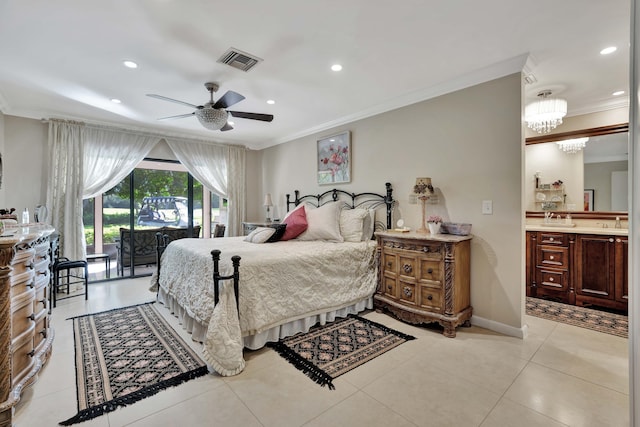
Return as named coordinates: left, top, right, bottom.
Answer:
left=482, top=200, right=493, bottom=215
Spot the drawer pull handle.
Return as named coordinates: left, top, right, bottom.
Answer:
left=28, top=350, right=35, bottom=357
left=427, top=268, right=433, bottom=274
left=549, top=237, right=554, bottom=241
left=27, top=314, right=35, bottom=321
left=40, top=329, right=47, bottom=338
left=403, top=264, right=412, bottom=273
left=39, top=299, right=47, bottom=306
left=387, top=262, right=393, bottom=268
left=38, top=271, right=47, bottom=276
left=616, top=238, right=621, bottom=243
left=387, top=285, right=392, bottom=291
left=27, top=281, right=34, bottom=289
left=427, top=295, right=433, bottom=301
left=403, top=287, right=413, bottom=298
left=549, top=255, right=554, bottom=260
left=549, top=277, right=554, bottom=282
left=609, top=238, right=614, bottom=243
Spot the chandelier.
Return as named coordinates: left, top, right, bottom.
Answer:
left=195, top=107, right=228, bottom=130
left=524, top=90, right=567, bottom=134
left=556, top=137, right=589, bottom=154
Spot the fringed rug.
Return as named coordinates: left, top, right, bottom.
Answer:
left=268, top=314, right=415, bottom=390
left=60, top=302, right=208, bottom=425
left=526, top=297, right=628, bottom=338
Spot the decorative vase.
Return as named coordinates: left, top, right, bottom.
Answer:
left=428, top=222, right=441, bottom=235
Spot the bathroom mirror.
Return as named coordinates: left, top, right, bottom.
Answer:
left=525, top=123, right=628, bottom=220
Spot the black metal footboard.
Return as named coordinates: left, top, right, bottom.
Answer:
left=211, top=250, right=241, bottom=314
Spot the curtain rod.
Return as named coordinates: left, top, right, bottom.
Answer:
left=42, top=117, right=248, bottom=150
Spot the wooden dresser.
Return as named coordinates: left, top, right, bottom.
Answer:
left=374, top=231, right=472, bottom=337
left=0, top=224, right=55, bottom=427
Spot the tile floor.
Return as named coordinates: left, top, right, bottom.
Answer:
left=14, top=278, right=629, bottom=426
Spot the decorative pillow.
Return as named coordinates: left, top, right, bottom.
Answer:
left=339, top=208, right=369, bottom=242
left=266, top=223, right=287, bottom=243
left=280, top=206, right=308, bottom=240
left=282, top=202, right=306, bottom=222
left=244, top=227, right=276, bottom=243
left=296, top=201, right=344, bottom=242
left=361, top=209, right=376, bottom=241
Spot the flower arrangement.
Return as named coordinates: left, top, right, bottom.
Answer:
left=427, top=215, right=442, bottom=224
left=552, top=179, right=563, bottom=188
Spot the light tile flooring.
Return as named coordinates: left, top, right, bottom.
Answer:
left=15, top=278, right=629, bottom=426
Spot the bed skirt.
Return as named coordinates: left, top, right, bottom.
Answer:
left=157, top=287, right=374, bottom=350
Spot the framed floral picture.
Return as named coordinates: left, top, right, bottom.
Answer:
left=317, top=131, right=351, bottom=185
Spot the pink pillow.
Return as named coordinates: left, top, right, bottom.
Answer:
left=280, top=205, right=308, bottom=240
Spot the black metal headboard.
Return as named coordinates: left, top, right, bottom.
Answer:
left=286, top=182, right=395, bottom=230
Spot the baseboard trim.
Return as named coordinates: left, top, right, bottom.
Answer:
left=471, top=315, right=528, bottom=339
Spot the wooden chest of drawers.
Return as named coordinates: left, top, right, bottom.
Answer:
left=374, top=231, right=472, bottom=337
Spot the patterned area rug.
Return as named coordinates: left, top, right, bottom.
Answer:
left=526, top=297, right=628, bottom=338
left=268, top=314, right=415, bottom=389
left=60, top=302, right=208, bottom=425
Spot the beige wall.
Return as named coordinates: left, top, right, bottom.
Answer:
left=0, top=112, right=5, bottom=208
left=585, top=160, right=628, bottom=211
left=259, top=73, right=525, bottom=333
left=4, top=115, right=48, bottom=218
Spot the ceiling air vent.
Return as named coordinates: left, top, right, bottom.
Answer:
left=217, top=48, right=262, bottom=72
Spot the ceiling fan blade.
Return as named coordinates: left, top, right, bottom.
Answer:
left=147, top=94, right=199, bottom=109
left=213, top=90, right=245, bottom=109
left=157, top=112, right=195, bottom=121
left=228, top=111, right=274, bottom=122
left=220, top=123, right=234, bottom=132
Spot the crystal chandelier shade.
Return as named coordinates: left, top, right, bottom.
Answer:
left=524, top=91, right=567, bottom=134
left=556, top=137, right=589, bottom=154
left=195, top=107, right=228, bottom=130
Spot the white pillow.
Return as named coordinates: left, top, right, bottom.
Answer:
left=339, top=208, right=369, bottom=242
left=361, top=209, right=376, bottom=241
left=244, top=227, right=276, bottom=243
left=295, top=201, right=344, bottom=242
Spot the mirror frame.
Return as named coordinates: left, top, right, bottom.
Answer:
left=525, top=123, right=629, bottom=220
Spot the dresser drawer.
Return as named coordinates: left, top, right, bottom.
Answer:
left=382, top=276, right=397, bottom=299
left=419, top=287, right=442, bottom=313
left=398, top=281, right=417, bottom=305
left=537, top=246, right=569, bottom=269
left=419, top=259, right=442, bottom=283
left=398, top=255, right=417, bottom=280
left=382, top=253, right=397, bottom=276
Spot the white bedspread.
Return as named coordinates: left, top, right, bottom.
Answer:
left=158, top=237, right=378, bottom=375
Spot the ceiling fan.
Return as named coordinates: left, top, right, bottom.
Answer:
left=147, top=82, right=274, bottom=131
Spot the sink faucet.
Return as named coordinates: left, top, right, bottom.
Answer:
left=596, top=222, right=609, bottom=228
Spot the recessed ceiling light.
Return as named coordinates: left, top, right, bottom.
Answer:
left=266, top=99, right=275, bottom=105
left=600, top=46, right=617, bottom=55
left=123, top=60, right=138, bottom=68
left=331, top=64, right=343, bottom=72
left=111, top=98, right=121, bottom=104
left=612, top=90, right=625, bottom=96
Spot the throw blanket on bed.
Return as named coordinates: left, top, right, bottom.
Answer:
left=158, top=237, right=378, bottom=375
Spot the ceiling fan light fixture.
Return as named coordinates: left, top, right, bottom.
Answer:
left=195, top=108, right=228, bottom=130
left=525, top=90, right=567, bottom=134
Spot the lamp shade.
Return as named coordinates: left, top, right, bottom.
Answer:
left=263, top=193, right=273, bottom=207
left=413, top=177, right=434, bottom=195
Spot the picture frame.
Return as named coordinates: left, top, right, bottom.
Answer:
left=317, top=131, right=351, bottom=185
left=584, top=189, right=594, bottom=211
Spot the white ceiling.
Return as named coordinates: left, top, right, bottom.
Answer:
left=0, top=1, right=630, bottom=150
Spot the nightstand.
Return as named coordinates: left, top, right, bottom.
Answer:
left=242, top=221, right=276, bottom=236
left=374, top=231, right=472, bottom=337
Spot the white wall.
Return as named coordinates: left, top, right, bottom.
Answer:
left=0, top=111, right=5, bottom=208
left=258, top=74, right=525, bottom=331
left=585, top=160, right=628, bottom=211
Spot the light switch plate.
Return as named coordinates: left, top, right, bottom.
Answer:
left=482, top=200, right=493, bottom=215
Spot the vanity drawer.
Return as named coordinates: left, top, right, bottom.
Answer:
left=536, top=268, right=569, bottom=291
left=538, top=232, right=567, bottom=246
left=537, top=246, right=569, bottom=269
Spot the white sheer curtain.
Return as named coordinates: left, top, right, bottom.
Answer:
left=83, top=127, right=159, bottom=198
left=166, top=139, right=246, bottom=236
left=227, top=145, right=246, bottom=237
left=46, top=121, right=159, bottom=260
left=46, top=120, right=86, bottom=261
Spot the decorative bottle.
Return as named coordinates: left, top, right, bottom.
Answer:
left=22, top=208, right=29, bottom=224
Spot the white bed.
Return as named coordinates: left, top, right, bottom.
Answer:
left=155, top=184, right=395, bottom=375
